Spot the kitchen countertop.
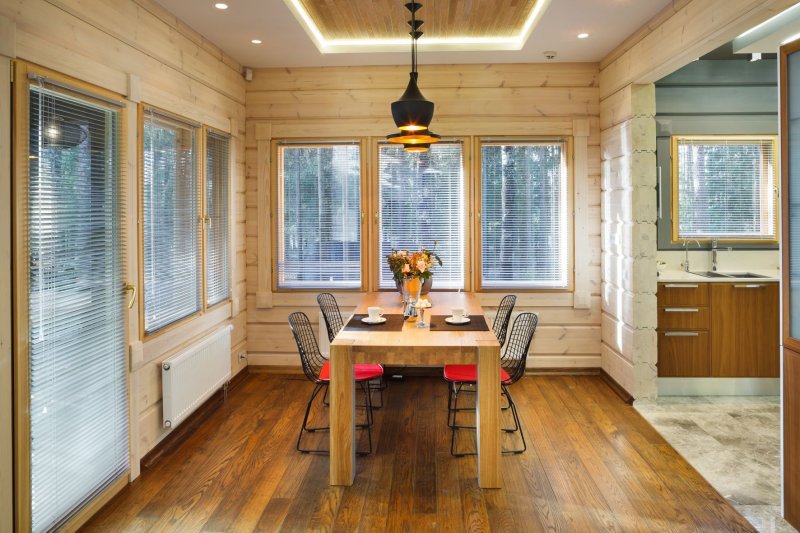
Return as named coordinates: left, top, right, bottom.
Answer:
left=657, top=269, right=780, bottom=283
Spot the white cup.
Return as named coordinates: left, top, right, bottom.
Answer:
left=451, top=307, right=465, bottom=320
left=367, top=307, right=384, bottom=321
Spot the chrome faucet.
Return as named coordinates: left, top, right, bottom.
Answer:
left=711, top=239, right=718, bottom=272
left=682, top=239, right=701, bottom=272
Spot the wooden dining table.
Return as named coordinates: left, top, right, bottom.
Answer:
left=329, top=291, right=502, bottom=488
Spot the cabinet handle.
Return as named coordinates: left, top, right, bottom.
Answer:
left=664, top=331, right=700, bottom=337
left=664, top=284, right=698, bottom=288
left=733, top=284, right=765, bottom=289
left=664, top=308, right=699, bottom=313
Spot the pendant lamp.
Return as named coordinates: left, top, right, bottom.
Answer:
left=386, top=2, right=440, bottom=151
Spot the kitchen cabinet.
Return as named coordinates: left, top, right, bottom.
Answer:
left=657, top=281, right=779, bottom=378
left=657, top=282, right=709, bottom=377
left=710, top=282, right=780, bottom=377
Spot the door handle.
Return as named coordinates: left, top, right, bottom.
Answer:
left=733, top=284, right=765, bottom=289
left=124, top=284, right=137, bottom=309
left=664, top=284, right=698, bottom=288
left=664, top=331, right=699, bottom=337
left=664, top=308, right=699, bottom=313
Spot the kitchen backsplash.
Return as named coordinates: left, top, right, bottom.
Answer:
left=657, top=249, right=780, bottom=272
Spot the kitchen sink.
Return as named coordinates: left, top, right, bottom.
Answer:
left=690, top=271, right=770, bottom=279
left=690, top=271, right=729, bottom=278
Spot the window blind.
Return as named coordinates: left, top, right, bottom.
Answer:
left=205, top=131, right=230, bottom=306
left=277, top=143, right=362, bottom=289
left=142, top=109, right=201, bottom=333
left=675, top=137, right=777, bottom=240
left=378, top=142, right=464, bottom=289
left=28, top=82, right=128, bottom=533
left=481, top=142, right=569, bottom=289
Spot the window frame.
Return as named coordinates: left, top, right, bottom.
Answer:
left=670, top=134, right=779, bottom=245
left=138, top=104, right=233, bottom=339
left=270, top=138, right=369, bottom=293
left=371, top=137, right=472, bottom=292
left=474, top=136, right=574, bottom=293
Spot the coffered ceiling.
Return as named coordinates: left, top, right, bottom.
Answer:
left=296, top=0, right=539, bottom=39
left=154, top=0, right=674, bottom=67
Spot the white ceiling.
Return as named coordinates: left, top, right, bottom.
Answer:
left=155, top=0, right=673, bottom=68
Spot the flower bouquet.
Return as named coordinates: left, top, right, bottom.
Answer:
left=387, top=246, right=442, bottom=297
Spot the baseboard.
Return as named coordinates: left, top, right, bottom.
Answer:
left=140, top=368, right=250, bottom=470
left=247, top=364, right=303, bottom=375
left=527, top=367, right=600, bottom=376
left=600, top=369, right=634, bottom=405
left=657, top=377, right=780, bottom=396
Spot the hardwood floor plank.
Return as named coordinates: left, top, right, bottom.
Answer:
left=81, top=373, right=756, bottom=533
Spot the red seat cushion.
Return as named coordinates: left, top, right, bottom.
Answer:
left=319, top=361, right=384, bottom=382
left=443, top=364, right=511, bottom=384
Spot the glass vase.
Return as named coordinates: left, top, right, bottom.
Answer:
left=404, top=276, right=422, bottom=303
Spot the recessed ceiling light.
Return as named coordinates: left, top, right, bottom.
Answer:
left=577, top=33, right=589, bottom=39
left=214, top=3, right=228, bottom=9
left=251, top=39, right=262, bottom=44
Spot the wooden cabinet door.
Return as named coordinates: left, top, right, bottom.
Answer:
left=786, top=348, right=800, bottom=527
left=710, top=283, right=779, bottom=377
left=658, top=331, right=710, bottom=377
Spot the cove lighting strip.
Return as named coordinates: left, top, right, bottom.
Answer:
left=283, top=0, right=552, bottom=53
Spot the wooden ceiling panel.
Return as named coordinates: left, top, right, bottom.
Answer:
left=297, top=0, right=542, bottom=40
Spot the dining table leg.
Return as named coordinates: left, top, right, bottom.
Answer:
left=329, top=343, right=355, bottom=485
left=477, top=342, right=502, bottom=488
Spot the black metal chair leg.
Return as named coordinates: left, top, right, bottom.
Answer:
left=297, top=384, right=326, bottom=453
left=502, top=385, right=526, bottom=454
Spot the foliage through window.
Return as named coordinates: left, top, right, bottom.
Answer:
left=480, top=141, right=569, bottom=289
left=672, top=135, right=778, bottom=242
left=276, top=142, right=362, bottom=289
left=378, top=142, right=464, bottom=289
left=142, top=109, right=201, bottom=334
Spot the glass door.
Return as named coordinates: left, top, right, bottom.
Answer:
left=17, top=67, right=129, bottom=533
left=781, top=40, right=800, bottom=530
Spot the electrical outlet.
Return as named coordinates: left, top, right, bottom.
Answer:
left=238, top=351, right=247, bottom=362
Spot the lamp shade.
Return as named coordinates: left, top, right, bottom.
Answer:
left=386, top=129, right=441, bottom=145
left=403, top=143, right=430, bottom=153
left=391, top=73, right=434, bottom=131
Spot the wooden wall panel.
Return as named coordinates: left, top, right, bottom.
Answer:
left=245, top=63, right=602, bottom=372
left=2, top=0, right=248, bottom=472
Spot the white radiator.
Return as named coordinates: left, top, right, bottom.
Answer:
left=162, top=325, right=232, bottom=429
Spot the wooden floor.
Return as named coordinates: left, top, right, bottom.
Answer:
left=83, top=373, right=756, bottom=532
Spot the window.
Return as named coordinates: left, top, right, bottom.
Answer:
left=276, top=142, right=362, bottom=289
left=27, top=79, right=128, bottom=533
left=142, top=111, right=232, bottom=333
left=480, top=140, right=569, bottom=289
left=205, top=130, right=231, bottom=306
left=672, top=135, right=778, bottom=242
left=378, top=142, right=465, bottom=289
left=142, top=109, right=201, bottom=334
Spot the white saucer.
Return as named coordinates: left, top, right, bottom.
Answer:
left=445, top=316, right=470, bottom=325
left=361, top=316, right=387, bottom=325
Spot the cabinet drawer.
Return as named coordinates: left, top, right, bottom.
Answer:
left=658, top=306, right=710, bottom=330
left=658, top=330, right=710, bottom=377
left=658, top=282, right=708, bottom=306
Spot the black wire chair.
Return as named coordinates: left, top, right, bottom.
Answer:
left=444, top=294, right=516, bottom=432
left=444, top=312, right=539, bottom=456
left=492, top=294, right=517, bottom=348
left=317, top=292, right=384, bottom=407
left=317, top=292, right=344, bottom=343
left=288, top=311, right=383, bottom=455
